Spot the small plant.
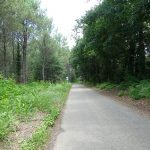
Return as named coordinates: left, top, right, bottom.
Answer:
left=117, top=91, right=126, bottom=97
left=96, top=82, right=116, bottom=90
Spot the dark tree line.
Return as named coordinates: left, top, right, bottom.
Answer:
left=71, top=0, right=150, bottom=83
left=0, top=0, right=70, bottom=83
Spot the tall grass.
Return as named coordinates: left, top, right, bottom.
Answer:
left=0, top=76, right=71, bottom=139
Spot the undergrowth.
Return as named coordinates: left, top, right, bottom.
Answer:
left=96, top=79, right=150, bottom=100
left=0, top=75, right=71, bottom=140
left=128, top=80, right=150, bottom=100
left=96, top=82, right=116, bottom=90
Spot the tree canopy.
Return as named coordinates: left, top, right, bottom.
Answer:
left=0, top=0, right=70, bottom=83
left=71, top=0, right=150, bottom=83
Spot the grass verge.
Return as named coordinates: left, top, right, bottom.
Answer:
left=21, top=108, right=60, bottom=150
left=0, top=75, right=71, bottom=149
left=21, top=83, right=71, bottom=150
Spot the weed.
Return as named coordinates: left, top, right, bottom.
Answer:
left=117, top=91, right=126, bottom=97
left=96, top=82, right=116, bottom=90
left=0, top=77, right=71, bottom=140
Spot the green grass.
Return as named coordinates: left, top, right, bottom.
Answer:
left=0, top=76, right=71, bottom=140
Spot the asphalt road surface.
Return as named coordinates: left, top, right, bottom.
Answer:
left=52, top=84, right=150, bottom=150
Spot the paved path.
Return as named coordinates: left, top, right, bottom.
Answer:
left=53, top=84, right=150, bottom=150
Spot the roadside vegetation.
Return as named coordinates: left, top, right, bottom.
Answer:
left=96, top=79, right=150, bottom=100
left=0, top=75, right=71, bottom=149
left=0, top=0, right=72, bottom=149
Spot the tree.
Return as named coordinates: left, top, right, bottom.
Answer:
left=0, top=0, right=70, bottom=82
left=71, top=0, right=150, bottom=83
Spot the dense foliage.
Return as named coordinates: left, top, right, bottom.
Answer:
left=0, top=76, right=71, bottom=139
left=0, top=0, right=70, bottom=83
left=71, top=0, right=150, bottom=83
left=96, top=79, right=150, bottom=100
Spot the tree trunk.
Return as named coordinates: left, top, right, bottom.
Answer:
left=128, top=40, right=135, bottom=75
left=2, top=27, right=7, bottom=78
left=137, top=25, right=145, bottom=79
left=16, top=39, right=21, bottom=82
left=42, top=35, right=47, bottom=81
left=12, top=33, right=15, bottom=74
left=42, top=63, right=45, bottom=81
left=22, top=21, right=27, bottom=83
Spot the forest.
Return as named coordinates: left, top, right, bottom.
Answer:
left=0, top=0, right=71, bottom=149
left=0, top=0, right=70, bottom=83
left=0, top=0, right=150, bottom=149
left=71, top=0, right=150, bottom=83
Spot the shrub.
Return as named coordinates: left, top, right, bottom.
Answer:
left=117, top=91, right=126, bottom=97
left=96, top=82, right=116, bottom=90
left=117, top=75, right=139, bottom=90
left=128, top=80, right=150, bottom=100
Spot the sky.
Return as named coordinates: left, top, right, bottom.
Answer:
left=40, top=0, right=98, bottom=48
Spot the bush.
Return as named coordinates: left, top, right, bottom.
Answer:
left=117, top=75, right=139, bottom=90
left=96, top=82, right=116, bottom=90
left=117, top=91, right=126, bottom=97
left=128, top=80, right=150, bottom=100
left=95, top=79, right=150, bottom=101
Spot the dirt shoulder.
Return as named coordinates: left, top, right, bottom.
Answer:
left=95, top=88, right=150, bottom=116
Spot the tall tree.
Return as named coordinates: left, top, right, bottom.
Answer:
left=71, top=0, right=150, bottom=83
